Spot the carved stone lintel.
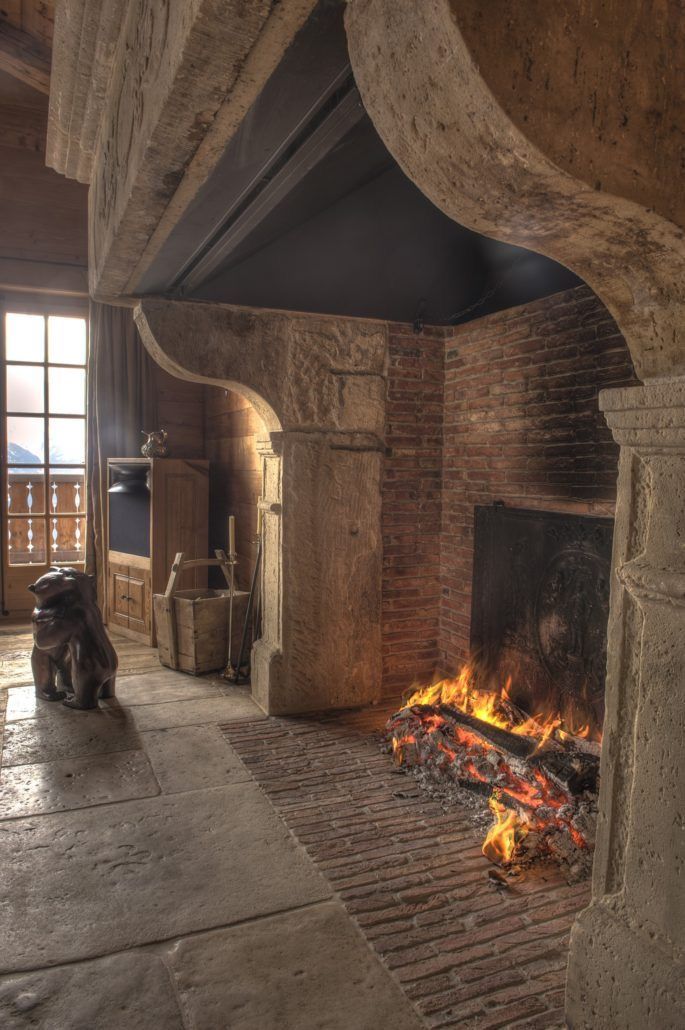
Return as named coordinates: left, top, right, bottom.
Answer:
left=567, top=377, right=685, bottom=1028
left=47, top=0, right=319, bottom=298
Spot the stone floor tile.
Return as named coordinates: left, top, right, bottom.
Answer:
left=129, top=692, right=262, bottom=731
left=0, top=749, right=159, bottom=819
left=165, top=899, right=423, bottom=1030
left=114, top=669, right=224, bottom=707
left=1, top=705, right=140, bottom=766
left=141, top=724, right=252, bottom=794
left=0, top=950, right=184, bottom=1030
left=0, top=782, right=331, bottom=972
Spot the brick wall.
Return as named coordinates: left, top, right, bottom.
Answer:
left=380, top=286, right=637, bottom=696
left=439, top=285, right=637, bottom=672
left=381, top=325, right=446, bottom=696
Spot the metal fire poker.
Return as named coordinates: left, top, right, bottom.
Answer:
left=222, top=516, right=238, bottom=681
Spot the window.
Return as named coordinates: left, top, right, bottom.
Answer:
left=4, top=310, right=87, bottom=570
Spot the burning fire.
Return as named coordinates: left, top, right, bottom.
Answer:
left=389, top=663, right=599, bottom=868
left=482, top=791, right=527, bottom=865
left=405, top=666, right=563, bottom=748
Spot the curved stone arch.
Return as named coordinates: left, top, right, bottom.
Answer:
left=345, top=0, right=685, bottom=381
left=134, top=298, right=386, bottom=716
left=345, top=5, right=685, bottom=1025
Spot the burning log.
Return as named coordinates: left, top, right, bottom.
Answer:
left=387, top=695, right=599, bottom=873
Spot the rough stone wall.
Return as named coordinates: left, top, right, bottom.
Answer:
left=439, top=285, right=637, bottom=670
left=381, top=325, right=446, bottom=696
left=453, top=0, right=685, bottom=232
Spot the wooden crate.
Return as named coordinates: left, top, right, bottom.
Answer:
left=154, top=588, right=250, bottom=675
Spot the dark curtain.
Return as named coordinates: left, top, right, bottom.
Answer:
left=86, top=302, right=157, bottom=606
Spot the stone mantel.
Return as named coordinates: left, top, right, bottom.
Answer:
left=135, top=297, right=388, bottom=716
left=134, top=298, right=387, bottom=439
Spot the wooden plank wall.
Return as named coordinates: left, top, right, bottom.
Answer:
left=204, top=386, right=264, bottom=591
left=0, top=70, right=88, bottom=269
left=154, top=366, right=206, bottom=459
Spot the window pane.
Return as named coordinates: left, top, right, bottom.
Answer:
left=6, top=365, right=45, bottom=413
left=6, top=313, right=44, bottom=362
left=7, top=416, right=44, bottom=465
left=49, top=417, right=85, bottom=465
left=48, top=316, right=87, bottom=365
left=49, top=515, right=85, bottom=564
left=49, top=469, right=85, bottom=513
left=8, top=472, right=45, bottom=515
left=8, top=517, right=46, bottom=565
left=48, top=367, right=86, bottom=414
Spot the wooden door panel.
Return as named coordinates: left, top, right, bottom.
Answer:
left=109, top=564, right=130, bottom=629
left=127, top=570, right=150, bottom=633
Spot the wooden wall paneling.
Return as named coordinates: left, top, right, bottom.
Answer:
left=204, top=386, right=264, bottom=591
left=153, top=364, right=206, bottom=458
left=0, top=144, right=88, bottom=265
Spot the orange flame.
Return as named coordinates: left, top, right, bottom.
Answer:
left=406, top=665, right=567, bottom=746
left=482, top=792, right=527, bottom=865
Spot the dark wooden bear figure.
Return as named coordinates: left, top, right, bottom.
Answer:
left=29, top=567, right=118, bottom=710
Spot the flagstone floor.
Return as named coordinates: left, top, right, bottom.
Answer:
left=0, top=625, right=422, bottom=1030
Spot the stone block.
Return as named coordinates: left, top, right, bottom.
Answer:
left=164, top=900, right=423, bottom=1030
left=141, top=725, right=252, bottom=793
left=0, top=749, right=159, bottom=819
left=0, top=783, right=330, bottom=972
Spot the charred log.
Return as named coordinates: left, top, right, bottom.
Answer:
left=387, top=702, right=599, bottom=866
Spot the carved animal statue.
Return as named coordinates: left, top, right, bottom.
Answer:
left=29, top=568, right=118, bottom=710
left=141, top=428, right=168, bottom=457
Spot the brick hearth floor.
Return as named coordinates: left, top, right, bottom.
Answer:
left=222, top=706, right=591, bottom=1030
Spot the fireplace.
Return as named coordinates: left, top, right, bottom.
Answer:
left=386, top=502, right=611, bottom=877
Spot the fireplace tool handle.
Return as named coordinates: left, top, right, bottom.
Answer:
left=229, top=526, right=262, bottom=685
left=222, top=516, right=238, bottom=680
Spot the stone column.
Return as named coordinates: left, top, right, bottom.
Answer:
left=252, top=430, right=383, bottom=716
left=566, top=379, right=685, bottom=1028
left=250, top=433, right=284, bottom=714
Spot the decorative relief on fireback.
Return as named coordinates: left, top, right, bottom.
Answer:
left=535, top=549, right=609, bottom=702
left=470, top=505, right=613, bottom=736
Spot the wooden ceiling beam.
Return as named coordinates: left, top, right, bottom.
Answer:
left=0, top=22, right=51, bottom=95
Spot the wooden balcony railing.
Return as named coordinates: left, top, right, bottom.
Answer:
left=7, top=472, right=86, bottom=566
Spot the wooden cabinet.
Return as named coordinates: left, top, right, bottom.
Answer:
left=108, top=558, right=151, bottom=636
left=105, top=458, right=209, bottom=645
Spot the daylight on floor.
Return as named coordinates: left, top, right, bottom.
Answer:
left=0, top=3, right=683, bottom=1029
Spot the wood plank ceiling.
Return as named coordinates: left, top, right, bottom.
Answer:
left=0, top=1, right=53, bottom=95
left=0, top=1, right=88, bottom=272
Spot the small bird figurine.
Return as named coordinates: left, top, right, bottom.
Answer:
left=141, top=429, right=169, bottom=457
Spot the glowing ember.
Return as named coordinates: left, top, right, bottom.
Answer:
left=482, top=791, right=527, bottom=865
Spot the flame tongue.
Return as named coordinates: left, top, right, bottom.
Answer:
left=482, top=791, right=527, bottom=865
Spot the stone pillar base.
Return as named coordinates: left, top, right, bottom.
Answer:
left=250, top=640, right=284, bottom=716
left=567, top=903, right=685, bottom=1028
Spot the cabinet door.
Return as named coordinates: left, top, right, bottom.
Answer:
left=109, top=563, right=130, bottom=630
left=127, top=568, right=150, bottom=635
